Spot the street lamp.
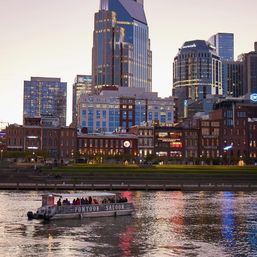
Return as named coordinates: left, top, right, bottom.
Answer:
left=224, top=144, right=233, bottom=165
left=32, top=152, right=37, bottom=171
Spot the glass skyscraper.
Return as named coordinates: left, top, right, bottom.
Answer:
left=208, top=33, right=235, bottom=97
left=222, top=61, right=243, bottom=97
left=92, top=0, right=152, bottom=92
left=23, top=77, right=67, bottom=127
left=208, top=33, right=234, bottom=61
left=239, top=42, right=257, bottom=95
left=72, top=75, right=93, bottom=125
left=173, top=40, right=222, bottom=119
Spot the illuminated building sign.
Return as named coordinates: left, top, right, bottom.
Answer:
left=0, top=132, right=6, bottom=138
left=182, top=44, right=196, bottom=49
left=224, top=145, right=233, bottom=151
left=27, top=147, right=39, bottom=150
left=170, top=142, right=183, bottom=148
left=250, top=93, right=257, bottom=102
left=27, top=136, right=39, bottom=139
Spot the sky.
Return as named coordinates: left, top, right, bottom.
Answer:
left=0, top=0, right=257, bottom=125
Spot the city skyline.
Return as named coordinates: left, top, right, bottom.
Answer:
left=1, top=0, right=257, bottom=125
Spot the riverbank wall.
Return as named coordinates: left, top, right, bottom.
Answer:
left=0, top=182, right=257, bottom=191
left=1, top=167, right=257, bottom=191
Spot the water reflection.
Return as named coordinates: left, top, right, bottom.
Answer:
left=1, top=191, right=257, bottom=256
left=222, top=192, right=235, bottom=244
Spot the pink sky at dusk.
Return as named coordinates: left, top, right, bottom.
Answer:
left=0, top=0, right=256, bottom=125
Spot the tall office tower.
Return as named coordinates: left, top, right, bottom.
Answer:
left=208, top=33, right=234, bottom=61
left=222, top=61, right=244, bottom=97
left=23, top=77, right=67, bottom=127
left=72, top=75, right=92, bottom=125
left=92, top=0, right=152, bottom=92
left=173, top=40, right=222, bottom=120
left=239, top=42, right=257, bottom=94
left=208, top=33, right=235, bottom=97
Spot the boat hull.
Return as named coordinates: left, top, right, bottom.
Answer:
left=44, top=202, right=134, bottom=221
left=50, top=209, right=133, bottom=220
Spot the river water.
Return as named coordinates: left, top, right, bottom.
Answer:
left=1, top=191, right=257, bottom=257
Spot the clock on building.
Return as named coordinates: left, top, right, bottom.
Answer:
left=124, top=141, right=131, bottom=148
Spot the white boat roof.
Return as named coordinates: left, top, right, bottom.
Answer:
left=45, top=192, right=116, bottom=198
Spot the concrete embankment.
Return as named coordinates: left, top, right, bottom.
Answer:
left=1, top=167, right=257, bottom=191
left=0, top=182, right=257, bottom=191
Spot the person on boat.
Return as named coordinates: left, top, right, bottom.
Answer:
left=63, top=198, right=70, bottom=205
left=76, top=198, right=80, bottom=205
left=108, top=197, right=115, bottom=203
left=72, top=199, right=76, bottom=205
left=89, top=196, right=92, bottom=204
left=57, top=198, right=62, bottom=206
left=93, top=199, right=98, bottom=204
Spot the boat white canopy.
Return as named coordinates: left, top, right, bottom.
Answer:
left=45, top=192, right=117, bottom=199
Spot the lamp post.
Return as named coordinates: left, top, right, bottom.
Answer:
left=220, top=155, right=223, bottom=165
left=33, top=152, right=37, bottom=171
left=200, top=154, right=203, bottom=165
left=224, top=144, right=233, bottom=165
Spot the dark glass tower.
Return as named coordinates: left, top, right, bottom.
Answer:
left=222, top=61, right=243, bottom=97
left=208, top=33, right=234, bottom=61
left=173, top=40, right=222, bottom=119
left=208, top=33, right=235, bottom=97
left=92, top=0, right=152, bottom=92
left=239, top=42, right=257, bottom=95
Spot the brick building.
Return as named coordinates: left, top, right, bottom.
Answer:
left=6, top=123, right=76, bottom=160
left=154, top=126, right=199, bottom=161
left=77, top=132, right=138, bottom=159
left=198, top=119, right=221, bottom=160
left=129, top=124, right=154, bottom=158
left=212, top=98, right=257, bottom=161
left=186, top=96, right=257, bottom=163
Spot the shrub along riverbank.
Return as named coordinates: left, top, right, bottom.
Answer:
left=45, top=164, right=257, bottom=175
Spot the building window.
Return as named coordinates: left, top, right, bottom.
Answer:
left=122, top=111, right=127, bottom=119
left=82, top=110, right=87, bottom=117
left=103, top=110, right=107, bottom=119
left=96, top=110, right=101, bottom=119
left=128, top=111, right=133, bottom=119
left=148, top=112, right=152, bottom=120
left=167, top=112, right=173, bottom=121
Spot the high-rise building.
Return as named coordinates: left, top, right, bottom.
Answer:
left=77, top=87, right=176, bottom=133
left=222, top=61, right=244, bottom=97
left=173, top=40, right=222, bottom=120
left=208, top=33, right=235, bottom=97
left=239, top=42, right=257, bottom=95
left=72, top=75, right=93, bottom=125
left=23, top=77, right=67, bottom=127
left=208, top=33, right=234, bottom=61
left=92, top=0, right=152, bottom=92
